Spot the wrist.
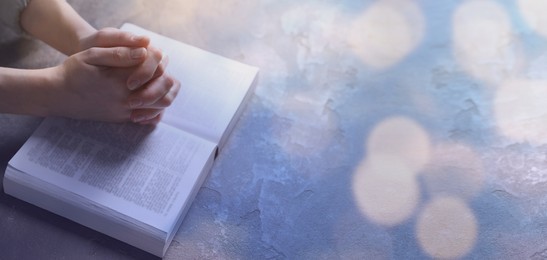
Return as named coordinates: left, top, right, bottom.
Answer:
left=40, top=65, right=70, bottom=117
left=0, top=67, right=62, bottom=117
left=28, top=67, right=64, bottom=117
left=20, top=0, right=98, bottom=56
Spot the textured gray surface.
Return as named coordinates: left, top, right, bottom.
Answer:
left=3, top=0, right=547, bottom=259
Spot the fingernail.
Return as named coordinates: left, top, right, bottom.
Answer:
left=160, top=54, right=169, bottom=65
left=128, top=79, right=140, bottom=90
left=131, top=35, right=147, bottom=42
left=132, top=115, right=147, bottom=123
left=130, top=48, right=146, bottom=59
left=129, top=98, right=142, bottom=108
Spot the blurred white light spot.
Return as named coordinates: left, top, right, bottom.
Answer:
left=494, top=79, right=547, bottom=144
left=367, top=116, right=431, bottom=173
left=348, top=0, right=425, bottom=69
left=420, top=142, right=485, bottom=199
left=353, top=154, right=420, bottom=226
left=453, top=0, right=523, bottom=84
left=416, top=196, right=477, bottom=259
left=517, top=0, right=547, bottom=39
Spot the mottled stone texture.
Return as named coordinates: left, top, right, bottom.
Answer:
left=3, top=0, right=547, bottom=259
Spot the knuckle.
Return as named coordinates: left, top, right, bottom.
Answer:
left=96, top=29, right=108, bottom=38
left=84, top=47, right=100, bottom=60
left=118, top=31, right=131, bottom=42
left=95, top=29, right=111, bottom=42
left=112, top=47, right=124, bottom=61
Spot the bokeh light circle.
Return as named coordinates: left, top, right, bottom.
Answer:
left=353, top=154, right=420, bottom=226
left=366, top=116, right=431, bottom=173
left=494, top=79, right=547, bottom=144
left=453, top=0, right=522, bottom=84
left=348, top=0, right=425, bottom=69
left=416, top=196, right=478, bottom=259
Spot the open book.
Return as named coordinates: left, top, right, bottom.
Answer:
left=3, top=23, right=258, bottom=257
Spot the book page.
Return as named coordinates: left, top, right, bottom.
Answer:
left=121, top=23, right=259, bottom=145
left=8, top=117, right=216, bottom=232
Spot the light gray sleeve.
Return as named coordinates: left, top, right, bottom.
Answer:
left=0, top=0, right=31, bottom=35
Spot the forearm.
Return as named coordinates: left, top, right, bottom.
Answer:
left=20, top=0, right=96, bottom=56
left=0, top=67, right=60, bottom=117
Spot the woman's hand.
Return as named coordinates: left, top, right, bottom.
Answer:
left=13, top=0, right=180, bottom=123
left=77, top=28, right=180, bottom=124
left=48, top=46, right=146, bottom=122
left=78, top=28, right=166, bottom=89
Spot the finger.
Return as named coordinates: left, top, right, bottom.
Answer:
left=131, top=77, right=180, bottom=109
left=152, top=54, right=169, bottom=79
left=151, top=77, right=180, bottom=108
left=93, top=28, right=150, bottom=48
left=127, top=46, right=164, bottom=90
left=83, top=47, right=147, bottom=67
left=130, top=108, right=163, bottom=123
left=128, top=74, right=179, bottom=109
left=137, top=113, right=163, bottom=125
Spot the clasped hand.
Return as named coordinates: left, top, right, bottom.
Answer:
left=54, top=28, right=180, bottom=124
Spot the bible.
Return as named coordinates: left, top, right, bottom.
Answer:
left=3, top=23, right=258, bottom=257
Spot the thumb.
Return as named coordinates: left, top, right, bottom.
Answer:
left=82, top=47, right=147, bottom=67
